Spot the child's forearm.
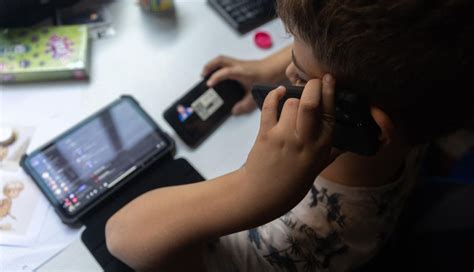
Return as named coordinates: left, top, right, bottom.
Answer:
left=105, top=169, right=290, bottom=270
left=261, top=44, right=293, bottom=83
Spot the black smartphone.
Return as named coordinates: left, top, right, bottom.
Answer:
left=21, top=96, right=174, bottom=225
left=163, top=78, right=245, bottom=148
left=252, top=84, right=381, bottom=156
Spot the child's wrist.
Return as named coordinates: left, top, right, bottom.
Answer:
left=235, top=165, right=296, bottom=220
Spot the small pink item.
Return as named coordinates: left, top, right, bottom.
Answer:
left=254, top=31, right=273, bottom=49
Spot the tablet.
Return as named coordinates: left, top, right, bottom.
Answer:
left=21, top=95, right=174, bottom=224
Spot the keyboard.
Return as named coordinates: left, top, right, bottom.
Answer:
left=207, top=0, right=276, bottom=34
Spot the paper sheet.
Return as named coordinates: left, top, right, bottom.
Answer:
left=0, top=125, right=35, bottom=172
left=0, top=170, right=49, bottom=247
left=0, top=124, right=81, bottom=271
left=0, top=207, right=82, bottom=272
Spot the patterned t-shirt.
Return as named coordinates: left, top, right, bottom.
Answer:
left=203, top=147, right=425, bottom=272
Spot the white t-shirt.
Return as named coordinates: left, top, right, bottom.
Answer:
left=203, top=146, right=425, bottom=272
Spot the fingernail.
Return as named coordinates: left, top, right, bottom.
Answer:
left=324, top=74, right=333, bottom=84
left=206, top=80, right=212, bottom=86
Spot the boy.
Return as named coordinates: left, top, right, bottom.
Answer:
left=105, top=0, right=473, bottom=271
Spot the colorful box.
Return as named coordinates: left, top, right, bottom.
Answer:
left=139, top=0, right=174, bottom=13
left=0, top=25, right=90, bottom=83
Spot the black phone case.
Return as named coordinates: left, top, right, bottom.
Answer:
left=252, top=85, right=381, bottom=156
left=81, top=157, right=204, bottom=271
left=163, top=79, right=245, bottom=148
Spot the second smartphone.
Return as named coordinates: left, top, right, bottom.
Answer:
left=164, top=78, right=245, bottom=148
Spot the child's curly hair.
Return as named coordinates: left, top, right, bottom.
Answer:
left=277, top=0, right=474, bottom=144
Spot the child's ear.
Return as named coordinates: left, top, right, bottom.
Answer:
left=370, top=106, right=396, bottom=146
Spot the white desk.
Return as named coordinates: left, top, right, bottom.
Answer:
left=1, top=0, right=292, bottom=270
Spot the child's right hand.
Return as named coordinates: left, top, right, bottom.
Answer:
left=239, top=76, right=341, bottom=218
left=201, top=56, right=279, bottom=115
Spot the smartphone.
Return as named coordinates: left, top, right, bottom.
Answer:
left=163, top=78, right=245, bottom=148
left=252, top=84, right=381, bottom=156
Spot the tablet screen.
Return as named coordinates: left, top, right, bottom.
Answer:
left=24, top=97, right=171, bottom=217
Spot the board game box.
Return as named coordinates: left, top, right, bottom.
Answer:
left=0, top=25, right=90, bottom=83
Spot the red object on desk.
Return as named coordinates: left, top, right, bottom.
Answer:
left=254, top=31, right=273, bottom=49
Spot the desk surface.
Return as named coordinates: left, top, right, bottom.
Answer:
left=1, top=0, right=292, bottom=270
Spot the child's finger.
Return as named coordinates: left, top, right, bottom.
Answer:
left=202, top=56, right=234, bottom=77
left=329, top=148, right=345, bottom=163
left=206, top=67, right=238, bottom=87
left=296, top=79, right=322, bottom=141
left=319, top=74, right=336, bottom=143
left=232, top=95, right=257, bottom=115
left=278, top=98, right=299, bottom=132
left=260, top=86, right=286, bottom=133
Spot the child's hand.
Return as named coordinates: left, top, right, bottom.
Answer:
left=240, top=75, right=339, bottom=216
left=202, top=56, right=279, bottom=115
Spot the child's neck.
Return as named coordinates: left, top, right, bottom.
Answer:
left=320, top=142, right=411, bottom=188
